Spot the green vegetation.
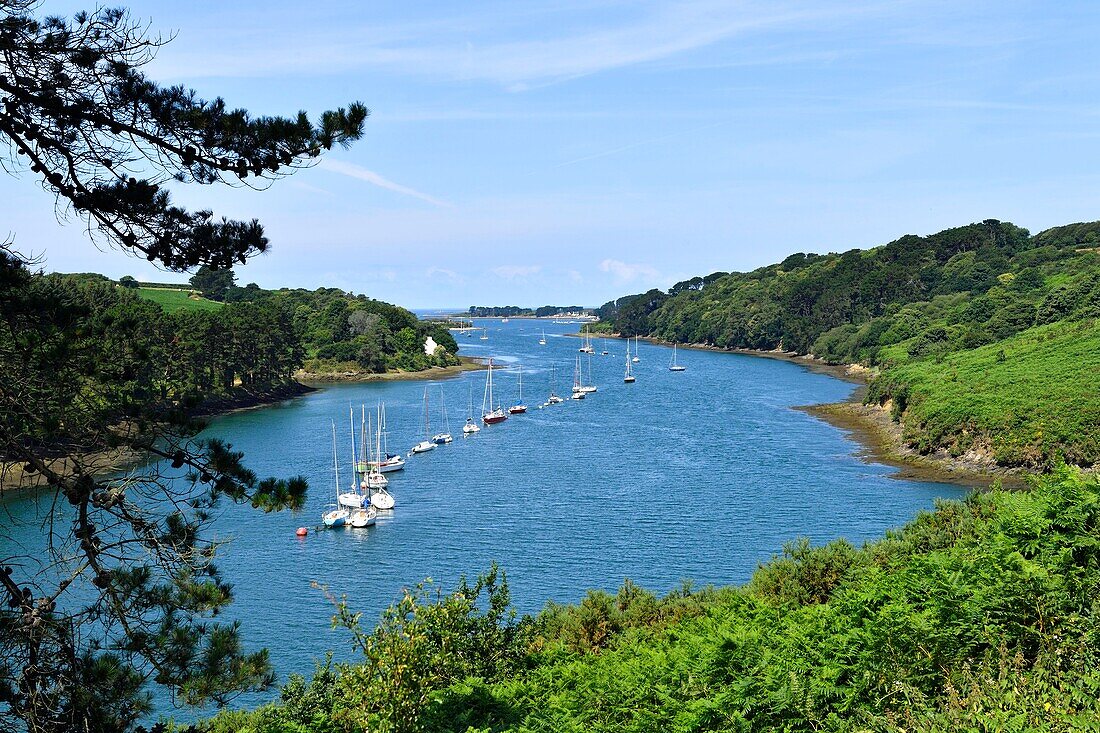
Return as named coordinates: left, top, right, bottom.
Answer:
left=867, top=320, right=1100, bottom=467
left=201, top=467, right=1100, bottom=732
left=468, top=305, right=592, bottom=318
left=598, top=219, right=1100, bottom=469
left=136, top=287, right=223, bottom=313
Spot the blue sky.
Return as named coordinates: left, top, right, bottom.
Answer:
left=7, top=1, right=1100, bottom=307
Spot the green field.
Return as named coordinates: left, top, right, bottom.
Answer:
left=135, top=287, right=223, bottom=313
left=869, top=319, right=1100, bottom=467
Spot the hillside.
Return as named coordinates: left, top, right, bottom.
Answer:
left=598, top=219, right=1100, bottom=470
left=136, top=287, right=223, bottom=313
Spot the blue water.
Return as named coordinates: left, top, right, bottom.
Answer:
left=1, top=318, right=966, bottom=717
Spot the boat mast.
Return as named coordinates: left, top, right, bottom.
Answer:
left=349, top=407, right=357, bottom=488
left=332, top=422, right=340, bottom=503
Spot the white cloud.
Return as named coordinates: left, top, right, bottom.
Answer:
left=318, top=159, right=454, bottom=209
left=599, top=259, right=659, bottom=284
left=426, top=267, right=464, bottom=284
left=491, top=264, right=541, bottom=279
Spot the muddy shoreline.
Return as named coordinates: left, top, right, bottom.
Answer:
left=294, top=356, right=484, bottom=384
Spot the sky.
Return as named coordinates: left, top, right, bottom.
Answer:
left=6, top=0, right=1100, bottom=308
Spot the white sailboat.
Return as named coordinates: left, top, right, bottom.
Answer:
left=432, top=386, right=453, bottom=443
left=339, top=407, right=368, bottom=509
left=480, top=328, right=489, bottom=340
left=508, top=369, right=528, bottom=414
left=632, top=335, right=640, bottom=363
left=669, top=343, right=687, bottom=371
left=601, top=338, right=609, bottom=356
left=544, top=365, right=564, bottom=406
left=322, top=423, right=349, bottom=528
left=348, top=417, right=377, bottom=527
left=577, top=353, right=597, bottom=393
left=369, top=406, right=396, bottom=509
left=571, top=355, right=586, bottom=399
left=624, top=343, right=636, bottom=383
left=538, top=329, right=547, bottom=345
left=369, top=403, right=406, bottom=472
left=463, top=382, right=481, bottom=434
left=578, top=327, right=594, bottom=353
left=482, top=358, right=508, bottom=424
left=410, top=387, right=436, bottom=454
left=361, top=408, right=388, bottom=490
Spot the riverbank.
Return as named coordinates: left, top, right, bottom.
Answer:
left=588, top=332, right=1026, bottom=488
left=294, top=356, right=484, bottom=383
left=1, top=382, right=318, bottom=493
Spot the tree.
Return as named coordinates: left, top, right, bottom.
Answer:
left=0, top=3, right=367, bottom=730
left=189, top=265, right=236, bottom=301
left=117, top=274, right=137, bottom=288
left=0, top=1, right=366, bottom=271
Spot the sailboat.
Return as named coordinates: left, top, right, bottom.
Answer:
left=463, top=382, right=481, bottom=434
left=577, top=353, right=597, bottom=393
left=538, top=329, right=547, bottom=346
left=571, top=355, right=586, bottom=399
left=545, top=365, right=564, bottom=405
left=348, top=416, right=377, bottom=527
left=508, top=369, right=528, bottom=414
left=432, top=386, right=453, bottom=443
left=578, top=327, right=594, bottom=353
left=322, top=423, right=349, bottom=528
left=410, top=387, right=436, bottom=454
left=360, top=407, right=388, bottom=490
left=339, top=407, right=369, bottom=509
left=369, top=403, right=406, bottom=472
left=482, top=358, right=508, bottom=424
left=632, top=335, right=640, bottom=363
left=369, top=405, right=396, bottom=509
left=669, top=343, right=687, bottom=371
left=601, top=338, right=609, bottom=356
left=480, top=328, right=489, bottom=340
left=624, top=344, right=636, bottom=383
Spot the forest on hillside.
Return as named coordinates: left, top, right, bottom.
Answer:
left=596, top=219, right=1100, bottom=470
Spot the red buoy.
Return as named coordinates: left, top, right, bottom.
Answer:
left=295, top=527, right=308, bottom=537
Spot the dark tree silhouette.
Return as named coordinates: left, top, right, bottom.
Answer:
left=0, top=3, right=367, bottom=731
left=0, top=1, right=367, bottom=270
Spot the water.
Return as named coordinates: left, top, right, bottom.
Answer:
left=1, top=318, right=966, bottom=716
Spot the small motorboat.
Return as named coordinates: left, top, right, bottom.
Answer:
left=411, top=440, right=435, bottom=454
left=463, top=417, right=481, bottom=435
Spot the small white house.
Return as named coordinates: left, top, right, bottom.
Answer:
left=423, top=335, right=438, bottom=356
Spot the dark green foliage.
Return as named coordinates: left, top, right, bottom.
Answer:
left=189, top=266, right=236, bottom=301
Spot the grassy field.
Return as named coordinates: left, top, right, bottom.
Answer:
left=870, top=319, right=1100, bottom=467
left=135, top=287, right=222, bottom=313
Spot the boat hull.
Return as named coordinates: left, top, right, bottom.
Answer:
left=508, top=405, right=527, bottom=414
left=482, top=413, right=508, bottom=424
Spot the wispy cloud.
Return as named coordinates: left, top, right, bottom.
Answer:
left=318, top=159, right=454, bottom=208
left=150, top=1, right=902, bottom=89
left=426, top=267, right=464, bottom=284
left=491, top=264, right=541, bottom=279
left=600, top=258, right=659, bottom=284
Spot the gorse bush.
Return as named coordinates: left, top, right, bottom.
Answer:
left=200, top=468, right=1100, bottom=732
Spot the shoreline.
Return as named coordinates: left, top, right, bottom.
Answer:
left=592, top=332, right=1026, bottom=489
left=294, top=356, right=484, bottom=384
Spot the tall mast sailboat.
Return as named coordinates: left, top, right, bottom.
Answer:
left=411, top=387, right=436, bottom=453
left=624, top=343, right=636, bottom=382
left=322, top=422, right=349, bottom=528
left=348, top=411, right=377, bottom=527
left=463, top=383, right=481, bottom=434
left=338, top=407, right=368, bottom=509
left=571, top=355, right=586, bottom=399
left=509, top=369, right=528, bottom=414
left=578, top=353, right=598, bottom=393
left=578, top=327, right=594, bottom=353
left=668, top=343, right=687, bottom=371
left=539, top=329, right=547, bottom=346
left=481, top=358, right=508, bottom=424
left=369, top=405, right=396, bottom=509
left=432, top=386, right=453, bottom=443
left=362, top=407, right=388, bottom=490
left=632, top=335, right=640, bottom=363
left=370, top=403, right=406, bottom=472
